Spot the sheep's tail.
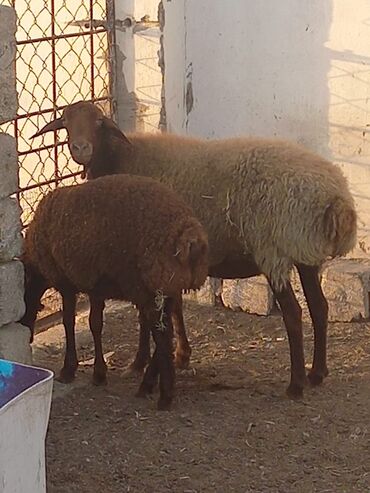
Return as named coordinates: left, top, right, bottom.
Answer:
left=323, top=196, right=357, bottom=257
left=175, top=225, right=209, bottom=290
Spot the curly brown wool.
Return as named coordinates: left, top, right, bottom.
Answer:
left=21, top=174, right=208, bottom=410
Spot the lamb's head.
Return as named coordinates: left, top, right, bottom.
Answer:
left=31, top=101, right=129, bottom=176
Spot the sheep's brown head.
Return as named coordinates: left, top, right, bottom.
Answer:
left=31, top=101, right=129, bottom=177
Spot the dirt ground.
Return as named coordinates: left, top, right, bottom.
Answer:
left=32, top=299, right=370, bottom=493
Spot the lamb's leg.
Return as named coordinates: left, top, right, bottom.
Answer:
left=172, top=293, right=191, bottom=369
left=136, top=304, right=160, bottom=397
left=137, top=298, right=175, bottom=410
left=88, top=295, right=107, bottom=385
left=132, top=295, right=190, bottom=371
left=130, top=311, right=151, bottom=372
left=136, top=348, right=159, bottom=397
left=152, top=297, right=175, bottom=410
left=58, top=291, right=78, bottom=383
left=297, top=264, right=329, bottom=386
left=271, top=281, right=308, bottom=398
left=22, top=285, right=47, bottom=343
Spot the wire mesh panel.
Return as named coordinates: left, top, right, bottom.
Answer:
left=0, top=0, right=114, bottom=226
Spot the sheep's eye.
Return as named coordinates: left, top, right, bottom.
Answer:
left=96, top=118, right=103, bottom=127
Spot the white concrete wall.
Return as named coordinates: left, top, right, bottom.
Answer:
left=163, top=0, right=370, bottom=256
left=114, top=0, right=161, bottom=132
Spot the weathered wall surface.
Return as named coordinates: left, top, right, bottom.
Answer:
left=0, top=5, right=31, bottom=363
left=163, top=0, right=370, bottom=258
left=162, top=0, right=370, bottom=320
left=114, top=0, right=161, bottom=133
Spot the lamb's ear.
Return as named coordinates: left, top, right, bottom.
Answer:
left=30, top=117, right=65, bottom=139
left=101, top=116, right=132, bottom=146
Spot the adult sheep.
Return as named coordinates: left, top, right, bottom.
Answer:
left=20, top=174, right=208, bottom=410
left=32, top=101, right=357, bottom=399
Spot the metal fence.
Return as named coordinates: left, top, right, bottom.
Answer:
left=0, top=0, right=115, bottom=226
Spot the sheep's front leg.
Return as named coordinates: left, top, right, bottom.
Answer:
left=152, top=300, right=175, bottom=410
left=297, top=264, right=329, bottom=385
left=271, top=281, right=308, bottom=398
left=21, top=270, right=48, bottom=343
left=130, top=311, right=151, bottom=372
left=88, top=295, right=107, bottom=385
left=58, top=291, right=78, bottom=383
left=137, top=298, right=175, bottom=410
left=132, top=295, right=190, bottom=371
left=172, top=293, right=191, bottom=369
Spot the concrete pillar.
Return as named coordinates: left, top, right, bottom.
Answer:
left=0, top=6, right=32, bottom=364
left=114, top=0, right=162, bottom=133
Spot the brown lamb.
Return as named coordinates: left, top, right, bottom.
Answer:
left=20, top=174, right=208, bottom=410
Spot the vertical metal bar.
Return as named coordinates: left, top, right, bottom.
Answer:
left=50, top=0, right=59, bottom=187
left=106, top=0, right=117, bottom=121
left=90, top=0, right=95, bottom=99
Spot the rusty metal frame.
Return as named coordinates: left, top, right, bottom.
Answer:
left=106, top=0, right=118, bottom=121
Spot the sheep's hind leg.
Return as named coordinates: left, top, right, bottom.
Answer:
left=172, top=293, right=191, bottom=369
left=271, top=280, right=308, bottom=398
left=130, top=311, right=151, bottom=372
left=297, top=264, right=329, bottom=386
left=137, top=298, right=175, bottom=410
left=89, top=295, right=108, bottom=385
left=58, top=291, right=78, bottom=383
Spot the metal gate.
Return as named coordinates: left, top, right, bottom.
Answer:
left=0, top=0, right=115, bottom=226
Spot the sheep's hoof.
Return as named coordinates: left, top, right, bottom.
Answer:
left=57, top=367, right=76, bottom=384
left=136, top=383, right=154, bottom=398
left=92, top=372, right=107, bottom=386
left=174, top=352, right=190, bottom=369
left=130, top=355, right=150, bottom=373
left=308, top=367, right=329, bottom=386
left=129, top=363, right=145, bottom=374
left=286, top=383, right=305, bottom=400
left=157, top=396, right=172, bottom=411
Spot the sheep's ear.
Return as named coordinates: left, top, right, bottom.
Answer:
left=101, top=116, right=122, bottom=132
left=101, top=116, right=132, bottom=145
left=30, top=117, right=65, bottom=139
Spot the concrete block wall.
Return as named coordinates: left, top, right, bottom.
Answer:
left=0, top=6, right=31, bottom=364
left=199, top=261, right=370, bottom=323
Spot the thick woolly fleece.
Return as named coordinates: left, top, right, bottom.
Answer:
left=87, top=130, right=357, bottom=290
left=33, top=102, right=357, bottom=290
left=23, top=174, right=208, bottom=302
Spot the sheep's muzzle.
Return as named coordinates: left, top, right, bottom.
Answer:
left=69, top=140, right=93, bottom=165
